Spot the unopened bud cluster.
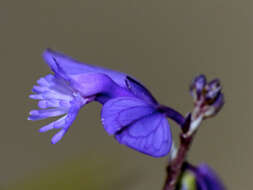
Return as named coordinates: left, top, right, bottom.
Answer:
left=186, top=75, right=224, bottom=135
left=190, top=75, right=224, bottom=120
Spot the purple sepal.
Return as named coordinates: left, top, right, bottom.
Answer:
left=101, top=97, right=156, bottom=135
left=101, top=97, right=172, bottom=157
left=43, top=49, right=159, bottom=105
left=114, top=111, right=172, bottom=157
left=43, top=48, right=142, bottom=90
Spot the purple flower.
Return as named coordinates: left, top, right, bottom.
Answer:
left=195, top=164, right=226, bottom=190
left=28, top=49, right=183, bottom=157
left=179, top=163, right=226, bottom=190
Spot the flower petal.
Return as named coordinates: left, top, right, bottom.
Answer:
left=42, top=49, right=157, bottom=105
left=39, top=115, right=67, bottom=132
left=101, top=97, right=172, bottom=157
left=115, top=112, right=172, bottom=157
left=28, top=108, right=67, bottom=120
left=125, top=76, right=158, bottom=105
left=38, top=99, right=71, bottom=109
left=101, top=97, right=156, bottom=135
left=43, top=49, right=128, bottom=88
left=51, top=129, right=66, bottom=144
left=50, top=107, right=80, bottom=144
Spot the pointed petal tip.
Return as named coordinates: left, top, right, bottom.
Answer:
left=43, top=48, right=56, bottom=57
left=50, top=136, right=59, bottom=144
left=43, top=48, right=63, bottom=64
left=29, top=94, right=42, bottom=100
left=50, top=139, right=58, bottom=144
left=38, top=127, right=49, bottom=133
left=38, top=128, right=44, bottom=133
left=42, top=48, right=59, bottom=71
left=29, top=94, right=35, bottom=99
left=50, top=130, right=66, bottom=144
left=29, top=110, right=38, bottom=116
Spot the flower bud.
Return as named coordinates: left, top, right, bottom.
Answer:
left=187, top=75, right=224, bottom=135
left=191, top=75, right=224, bottom=119
left=177, top=163, right=226, bottom=190
left=190, top=75, right=206, bottom=101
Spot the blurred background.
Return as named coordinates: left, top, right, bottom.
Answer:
left=0, top=0, right=252, bottom=189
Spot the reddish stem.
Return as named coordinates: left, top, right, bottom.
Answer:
left=162, top=115, right=195, bottom=190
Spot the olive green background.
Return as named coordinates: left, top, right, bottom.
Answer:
left=0, top=0, right=252, bottom=189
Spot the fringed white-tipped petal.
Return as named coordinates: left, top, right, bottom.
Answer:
left=38, top=99, right=71, bottom=109
left=51, top=129, right=66, bottom=144
left=29, top=74, right=88, bottom=143
left=39, top=115, right=67, bottom=132
left=28, top=108, right=67, bottom=120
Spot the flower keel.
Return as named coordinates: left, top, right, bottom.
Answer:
left=28, top=74, right=88, bottom=144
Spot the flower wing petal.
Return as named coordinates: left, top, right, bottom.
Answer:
left=115, top=112, right=172, bottom=157
left=101, top=97, right=155, bottom=135
left=101, top=97, right=172, bottom=157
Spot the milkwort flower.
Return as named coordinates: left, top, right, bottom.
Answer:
left=178, top=163, right=226, bottom=190
left=28, top=49, right=184, bottom=157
